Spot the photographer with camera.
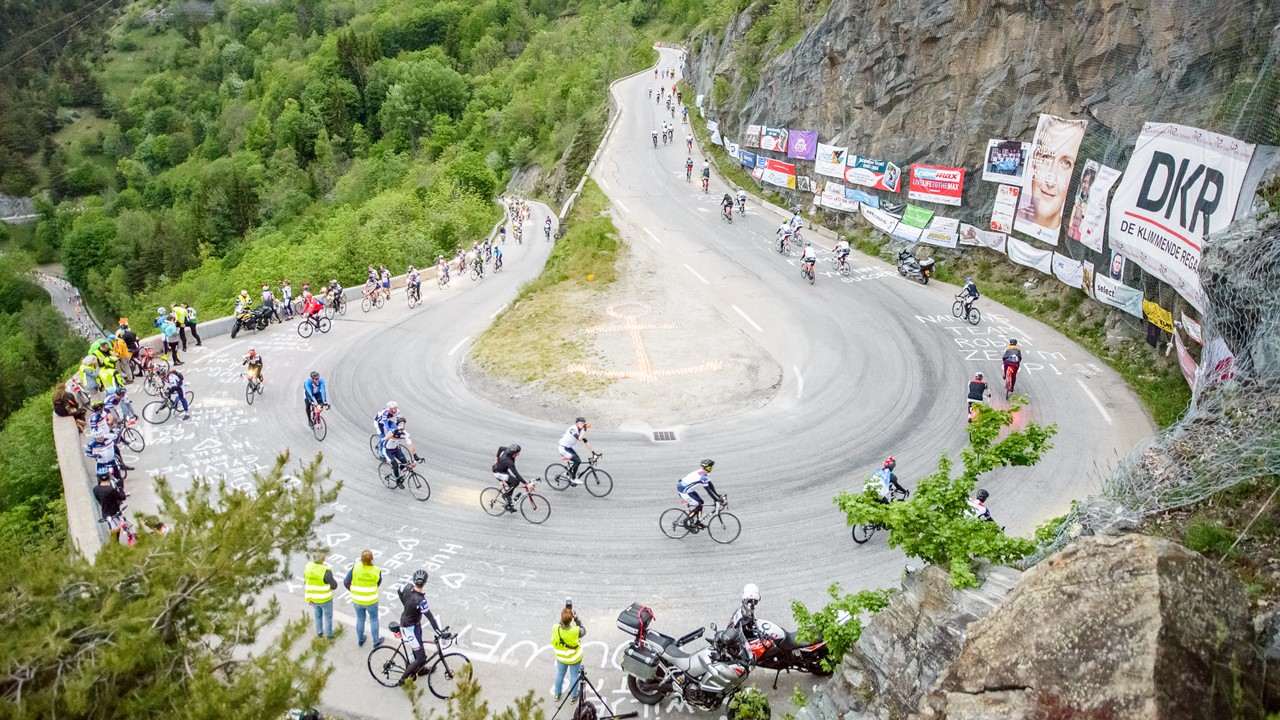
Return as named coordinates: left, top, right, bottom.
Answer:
left=551, top=597, right=586, bottom=701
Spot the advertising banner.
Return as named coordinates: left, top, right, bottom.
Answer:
left=929, top=216, right=959, bottom=233
left=1051, top=254, right=1085, bottom=288
left=798, top=176, right=814, bottom=193
left=1092, top=273, right=1143, bottom=317
left=1006, top=236, right=1053, bottom=274
left=815, top=143, right=848, bottom=178
left=891, top=224, right=923, bottom=243
left=1143, top=299, right=1174, bottom=333
left=1202, top=338, right=1237, bottom=385
left=846, top=188, right=879, bottom=208
left=1174, top=330, right=1198, bottom=389
left=788, top=130, right=818, bottom=160
left=739, top=150, right=757, bottom=168
left=726, top=140, right=740, bottom=160
left=991, top=185, right=1019, bottom=232
left=861, top=204, right=900, bottom=235
left=821, top=181, right=859, bottom=212
left=706, top=120, right=719, bottom=133
left=908, top=164, right=965, bottom=206
left=983, top=139, right=1028, bottom=183
left=1181, top=312, right=1203, bottom=344
left=901, top=205, right=934, bottom=228
left=744, top=125, right=762, bottom=148
left=1015, top=114, right=1088, bottom=245
left=920, top=219, right=959, bottom=248
left=711, top=129, right=723, bottom=146
left=1071, top=160, right=1123, bottom=252
left=1107, top=122, right=1256, bottom=312
left=845, top=156, right=902, bottom=192
left=760, top=126, right=789, bottom=153
left=959, top=224, right=1007, bottom=253
left=758, top=157, right=797, bottom=189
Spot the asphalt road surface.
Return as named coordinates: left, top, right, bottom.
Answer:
left=120, top=48, right=1154, bottom=718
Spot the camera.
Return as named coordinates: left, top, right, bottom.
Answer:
left=565, top=597, right=573, bottom=608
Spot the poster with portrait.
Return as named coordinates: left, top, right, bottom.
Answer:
left=908, top=164, right=965, bottom=206
left=760, top=127, right=789, bottom=153
left=845, top=156, right=901, bottom=192
left=1015, top=114, right=1088, bottom=245
left=1072, top=161, right=1122, bottom=252
left=815, top=143, right=848, bottom=178
left=787, top=130, right=818, bottom=160
left=982, top=139, right=1028, bottom=183
left=1107, top=122, right=1256, bottom=313
left=744, top=125, right=762, bottom=148
left=959, top=224, right=1007, bottom=253
left=991, top=185, right=1019, bottom=232
left=725, top=140, right=739, bottom=160
left=1108, top=251, right=1126, bottom=281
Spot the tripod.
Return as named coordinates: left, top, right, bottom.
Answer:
left=550, top=666, right=638, bottom=720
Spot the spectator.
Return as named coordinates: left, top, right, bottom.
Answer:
left=179, top=302, right=201, bottom=346
left=160, top=314, right=182, bottom=365
left=304, top=550, right=338, bottom=639
left=53, top=383, right=87, bottom=432
left=344, top=549, right=384, bottom=647
left=551, top=601, right=586, bottom=701
left=172, top=302, right=190, bottom=351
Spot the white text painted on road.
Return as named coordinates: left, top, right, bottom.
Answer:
left=732, top=305, right=763, bottom=333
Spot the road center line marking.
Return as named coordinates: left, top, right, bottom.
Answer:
left=732, top=305, right=763, bottom=333
left=448, top=335, right=472, bottom=356
left=489, top=303, right=507, bottom=319
left=683, top=264, right=709, bottom=285
left=614, top=198, right=629, bottom=213
left=1075, top=378, right=1113, bottom=424
left=598, top=178, right=609, bottom=190
left=644, top=228, right=663, bottom=244
left=794, top=365, right=804, bottom=399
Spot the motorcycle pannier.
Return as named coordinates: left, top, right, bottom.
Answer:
left=616, top=602, right=655, bottom=638
left=621, top=643, right=659, bottom=681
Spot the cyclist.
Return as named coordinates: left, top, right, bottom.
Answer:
left=801, top=242, right=818, bottom=277
left=720, top=193, right=734, bottom=219
left=471, top=251, right=485, bottom=277
left=493, top=245, right=503, bottom=271
left=367, top=264, right=378, bottom=284
left=455, top=247, right=467, bottom=273
left=491, top=444, right=527, bottom=512
left=776, top=221, right=793, bottom=252
left=87, top=399, right=114, bottom=438
left=959, top=277, right=979, bottom=314
left=164, top=367, right=191, bottom=421
left=362, top=276, right=378, bottom=304
left=300, top=289, right=324, bottom=323
left=681, top=106, right=688, bottom=122
left=374, top=401, right=400, bottom=458
left=736, top=189, right=747, bottom=214
left=243, top=348, right=264, bottom=385
left=436, top=255, right=450, bottom=284
left=788, top=210, right=805, bottom=236
left=967, top=372, right=990, bottom=408
left=384, top=416, right=413, bottom=488
left=557, top=417, right=595, bottom=485
left=397, top=569, right=449, bottom=685
left=260, top=284, right=281, bottom=323
left=105, top=387, right=137, bottom=425
left=407, top=265, right=421, bottom=300
left=1002, top=339, right=1023, bottom=391
left=544, top=216, right=552, bottom=240
left=834, top=238, right=851, bottom=268
left=967, top=489, right=994, bottom=522
left=685, top=156, right=693, bottom=181
left=379, top=265, right=392, bottom=300
left=686, top=134, right=693, bottom=152
left=499, top=225, right=507, bottom=244
left=86, top=434, right=127, bottom=494
left=865, top=458, right=908, bottom=504
left=303, top=371, right=328, bottom=427
left=651, top=128, right=658, bottom=147
left=326, top=279, right=344, bottom=310
left=676, top=459, right=722, bottom=525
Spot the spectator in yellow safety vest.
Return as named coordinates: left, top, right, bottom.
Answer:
left=344, top=549, right=384, bottom=647
left=303, top=550, right=338, bottom=639
left=551, top=600, right=586, bottom=701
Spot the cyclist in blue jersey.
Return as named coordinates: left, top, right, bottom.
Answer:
left=303, top=371, right=328, bottom=427
left=676, top=459, right=722, bottom=523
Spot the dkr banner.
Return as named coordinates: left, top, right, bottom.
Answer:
left=991, top=185, right=1019, bottom=233
left=744, top=125, right=762, bottom=148
left=1015, top=114, right=1088, bottom=245
left=760, top=126, right=789, bottom=153
left=901, top=205, right=934, bottom=228
left=983, top=139, right=1028, bottom=183
left=908, top=164, right=965, bottom=206
left=739, top=150, right=757, bottom=168
left=1070, top=160, right=1123, bottom=252
left=1143, top=299, right=1174, bottom=333
left=845, top=156, right=902, bottom=192
left=1051, top=254, right=1085, bottom=288
left=959, top=224, right=1007, bottom=253
left=788, top=130, right=818, bottom=160
left=1108, top=122, right=1256, bottom=313
left=861, top=204, right=900, bottom=235
left=758, top=157, right=796, bottom=189
left=1006, top=236, right=1053, bottom=274
left=820, top=181, right=859, bottom=212
left=1092, top=273, right=1143, bottom=318
left=815, top=143, right=848, bottom=178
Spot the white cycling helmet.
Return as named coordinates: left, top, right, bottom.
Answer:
left=742, top=583, right=760, bottom=608
left=386, top=401, right=398, bottom=409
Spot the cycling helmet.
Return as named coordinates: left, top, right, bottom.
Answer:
left=114, top=387, right=126, bottom=396
left=437, top=256, right=443, bottom=260
left=408, top=264, right=415, bottom=271
left=309, top=371, right=320, bottom=379
left=507, top=443, right=522, bottom=454
left=700, top=459, right=715, bottom=471
left=1008, top=339, right=1018, bottom=345
left=247, top=348, right=257, bottom=355
left=966, top=276, right=972, bottom=283
left=395, top=416, right=407, bottom=425
left=157, top=306, right=166, bottom=314
left=330, top=279, right=338, bottom=284
left=976, top=489, right=989, bottom=502
left=412, top=569, right=428, bottom=585
left=118, top=318, right=129, bottom=327
left=884, top=457, right=896, bottom=471
left=386, top=401, right=398, bottom=409
left=975, top=372, right=984, bottom=380
left=83, top=355, right=98, bottom=367
left=575, top=416, right=587, bottom=423
left=261, top=284, right=268, bottom=290
left=91, top=399, right=105, bottom=409
left=806, top=241, right=812, bottom=247
left=742, top=583, right=760, bottom=608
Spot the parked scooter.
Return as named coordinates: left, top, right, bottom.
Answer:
left=897, top=249, right=934, bottom=284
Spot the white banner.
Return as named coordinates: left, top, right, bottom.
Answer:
left=711, top=130, right=723, bottom=146
left=821, top=181, right=859, bottom=212
left=815, top=143, right=848, bottom=178
left=1006, top=235, right=1053, bottom=274
left=1051, top=253, right=1085, bottom=288
left=1174, top=329, right=1198, bottom=389
left=1092, top=273, right=1143, bottom=317
left=861, top=204, right=899, bottom=235
left=706, top=120, right=719, bottom=133
left=726, top=140, right=739, bottom=160
left=1015, top=114, right=1088, bottom=245
left=928, top=216, right=959, bottom=233
left=1181, top=312, right=1203, bottom=345
left=1071, top=161, right=1122, bottom=253
left=1201, top=337, right=1237, bottom=385
left=891, top=224, right=923, bottom=243
left=991, top=184, right=1019, bottom=233
left=1108, top=122, right=1256, bottom=312
left=919, top=228, right=958, bottom=248
left=959, top=224, right=1007, bottom=253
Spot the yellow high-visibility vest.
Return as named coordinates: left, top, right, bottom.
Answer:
left=304, top=561, right=333, bottom=603
left=551, top=623, right=582, bottom=664
left=349, top=564, right=382, bottom=606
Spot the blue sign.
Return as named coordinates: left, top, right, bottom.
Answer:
left=845, top=189, right=879, bottom=208
left=739, top=151, right=756, bottom=168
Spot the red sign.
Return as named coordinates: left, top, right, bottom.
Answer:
left=908, top=164, right=965, bottom=207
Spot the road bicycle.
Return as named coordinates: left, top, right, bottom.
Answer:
left=470, top=260, right=485, bottom=281
left=118, top=422, right=145, bottom=452
left=543, top=451, right=613, bottom=497
left=830, top=255, right=852, bottom=277
left=360, top=291, right=386, bottom=313
left=659, top=494, right=740, bottom=544
left=851, top=487, right=910, bottom=544
left=737, top=197, right=746, bottom=216
left=406, top=282, right=422, bottom=308
left=296, top=313, right=332, bottom=338
left=544, top=224, right=552, bottom=242
left=776, top=233, right=791, bottom=255
left=701, top=176, right=709, bottom=193
left=98, top=505, right=168, bottom=546
left=437, top=271, right=451, bottom=289
left=952, top=294, right=981, bottom=325
left=480, top=479, right=551, bottom=524
left=367, top=625, right=470, bottom=699
left=379, top=458, right=431, bottom=502
left=721, top=206, right=733, bottom=224
left=308, top=402, right=329, bottom=441
left=801, top=259, right=816, bottom=285
left=1004, top=364, right=1019, bottom=400
left=243, top=371, right=264, bottom=405
left=142, top=389, right=193, bottom=424
left=324, top=294, right=348, bottom=318
left=685, top=166, right=692, bottom=182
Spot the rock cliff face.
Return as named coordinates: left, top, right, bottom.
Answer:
left=688, top=0, right=1280, bottom=216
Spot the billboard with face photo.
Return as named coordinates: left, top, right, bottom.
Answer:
left=1014, top=114, right=1087, bottom=245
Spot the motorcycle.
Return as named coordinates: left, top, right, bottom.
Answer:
left=617, top=603, right=755, bottom=711
left=896, top=249, right=934, bottom=285
left=727, top=609, right=831, bottom=687
left=230, top=305, right=274, bottom=338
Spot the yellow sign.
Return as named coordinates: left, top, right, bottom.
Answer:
left=1143, top=299, right=1174, bottom=333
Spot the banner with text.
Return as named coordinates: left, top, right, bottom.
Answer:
left=726, top=140, right=739, bottom=160
left=983, top=139, right=1028, bottom=183
left=991, top=185, right=1019, bottom=232
left=908, top=164, right=966, bottom=206
left=744, top=125, right=762, bottom=148
left=1007, top=236, right=1054, bottom=274
left=1107, top=122, right=1256, bottom=313
left=1143, top=299, right=1174, bottom=333
left=820, top=181, right=860, bottom=212
left=1070, top=160, right=1122, bottom=252
left=845, top=156, right=902, bottom=192
left=1181, top=313, right=1203, bottom=344
left=920, top=217, right=959, bottom=248
left=1092, top=273, right=1143, bottom=317
left=846, top=188, right=879, bottom=208
left=815, top=143, right=848, bottom=178
left=1051, top=254, right=1085, bottom=288
left=758, top=157, right=797, bottom=189
left=1015, top=114, right=1088, bottom=245
left=739, top=150, right=757, bottom=168
left=788, top=130, right=818, bottom=160
left=959, top=224, right=1007, bottom=253
left=861, top=204, right=900, bottom=235
left=901, top=204, right=934, bottom=228
left=760, top=126, right=789, bottom=153
left=891, top=223, right=924, bottom=243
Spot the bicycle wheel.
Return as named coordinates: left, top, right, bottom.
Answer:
left=707, top=512, right=742, bottom=544
left=297, top=319, right=314, bottom=338
left=966, top=306, right=981, bottom=325
left=470, top=268, right=480, bottom=281
left=376, top=293, right=386, bottom=308
left=143, top=374, right=162, bottom=396
left=367, top=645, right=410, bottom=688
left=427, top=652, right=472, bottom=700
left=245, top=381, right=256, bottom=405
left=407, top=289, right=418, bottom=309
left=951, top=300, right=964, bottom=318
left=852, top=523, right=875, bottom=544
left=361, top=297, right=372, bottom=313
left=378, top=461, right=398, bottom=489
left=369, top=434, right=382, bottom=460
left=807, top=268, right=815, bottom=285
left=312, top=415, right=327, bottom=441
left=317, top=316, right=332, bottom=333
left=142, top=400, right=172, bottom=424
left=519, top=492, right=550, bottom=524
left=337, top=298, right=347, bottom=316
left=659, top=508, right=692, bottom=539
left=480, top=487, right=507, bottom=516
left=324, top=302, right=336, bottom=319
left=407, top=471, right=431, bottom=502
left=437, top=275, right=448, bottom=288
left=582, top=468, right=614, bottom=498
left=1005, top=372, right=1014, bottom=401
left=543, top=463, right=571, bottom=490
left=120, top=426, right=145, bottom=452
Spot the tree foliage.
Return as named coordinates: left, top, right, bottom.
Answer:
left=790, top=583, right=893, bottom=673
left=834, top=399, right=1057, bottom=588
left=0, top=453, right=340, bottom=719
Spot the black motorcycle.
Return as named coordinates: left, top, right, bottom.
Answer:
left=729, top=610, right=831, bottom=686
left=231, top=305, right=274, bottom=338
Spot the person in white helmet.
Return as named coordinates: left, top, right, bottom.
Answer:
left=374, top=401, right=400, bottom=460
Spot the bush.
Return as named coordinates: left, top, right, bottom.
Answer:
left=1184, top=519, right=1237, bottom=559
left=791, top=583, right=892, bottom=672
left=728, top=687, right=771, bottom=720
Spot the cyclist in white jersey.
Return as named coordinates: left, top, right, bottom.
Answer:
left=557, top=416, right=595, bottom=485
